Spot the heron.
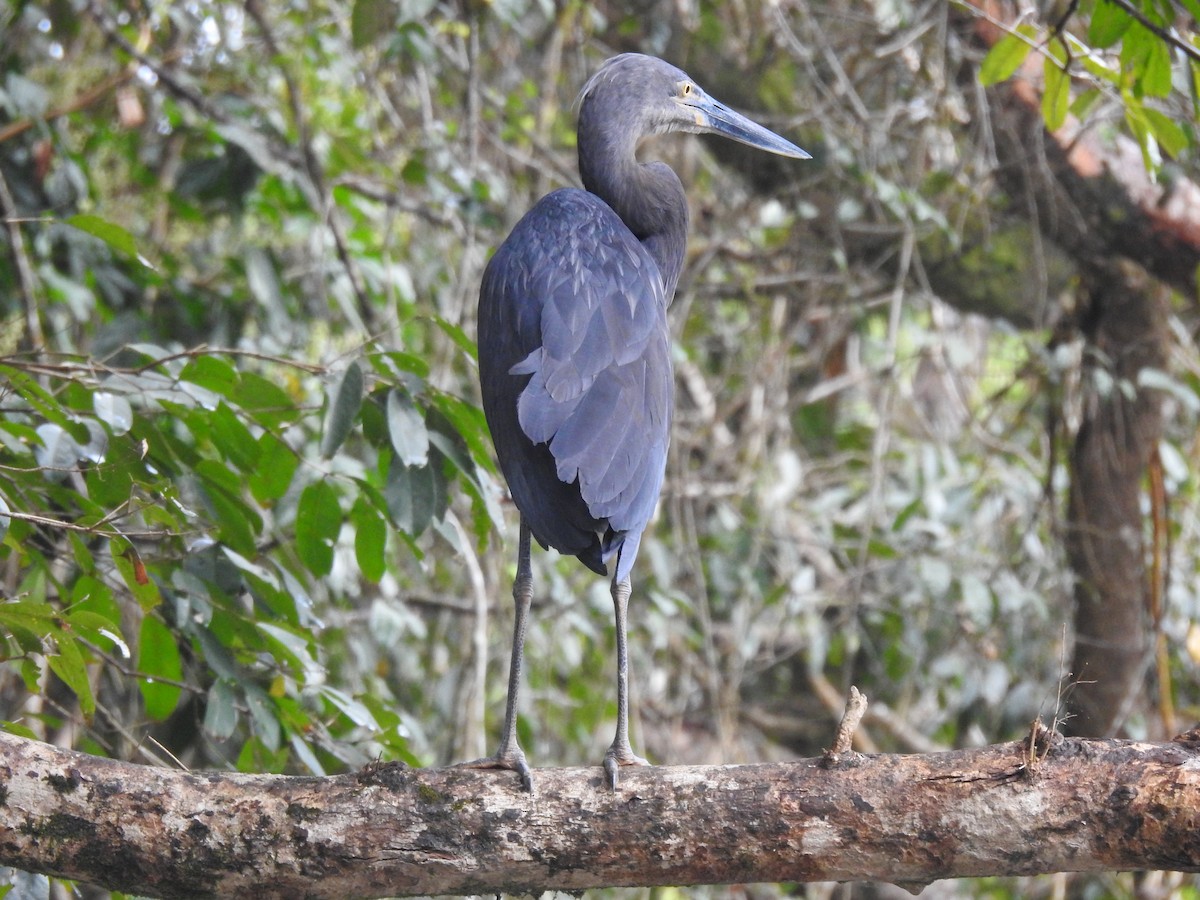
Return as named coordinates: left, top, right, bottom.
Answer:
left=470, top=52, right=809, bottom=791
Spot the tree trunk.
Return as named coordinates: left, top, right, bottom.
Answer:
left=1, top=728, right=1199, bottom=898
left=958, top=5, right=1182, bottom=736
left=1065, top=263, right=1166, bottom=735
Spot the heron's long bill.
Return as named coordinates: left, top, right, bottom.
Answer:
left=694, top=94, right=811, bottom=160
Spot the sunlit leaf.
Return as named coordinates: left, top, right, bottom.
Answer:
left=320, top=685, right=380, bottom=730
left=386, top=389, right=429, bottom=466
left=180, top=355, right=239, bottom=396
left=204, top=680, right=239, bottom=740
left=93, top=392, right=133, bottom=435
left=258, top=622, right=319, bottom=678
left=979, top=26, right=1037, bottom=86
left=1142, top=108, right=1189, bottom=157
left=34, top=423, right=81, bottom=481
left=1088, top=0, right=1132, bottom=48
left=289, top=733, right=326, bottom=776
left=1042, top=41, right=1071, bottom=131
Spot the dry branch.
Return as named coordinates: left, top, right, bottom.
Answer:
left=1, top=729, right=1199, bottom=898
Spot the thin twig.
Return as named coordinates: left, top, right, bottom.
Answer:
left=0, top=508, right=180, bottom=541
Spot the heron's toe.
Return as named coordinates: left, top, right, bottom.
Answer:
left=457, top=748, right=534, bottom=792
left=602, top=745, right=650, bottom=789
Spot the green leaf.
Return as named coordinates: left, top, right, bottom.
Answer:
left=384, top=456, right=439, bottom=537
left=0, top=599, right=57, bottom=653
left=232, top=372, right=297, bottom=426
left=1143, top=107, right=1189, bottom=156
left=434, top=315, right=479, bottom=361
left=68, top=609, right=127, bottom=658
left=430, top=392, right=496, bottom=474
left=1069, top=87, right=1103, bottom=120
left=65, top=213, right=154, bottom=269
left=386, top=389, right=429, bottom=466
left=138, top=615, right=183, bottom=721
left=1140, top=29, right=1174, bottom=97
left=1122, top=21, right=1173, bottom=97
left=320, top=685, right=380, bottom=730
left=111, top=540, right=162, bottom=611
left=1088, top=0, right=1133, bottom=48
left=47, top=630, right=95, bottom=717
left=1124, top=103, right=1162, bottom=170
left=245, top=685, right=281, bottom=752
left=1042, top=41, right=1071, bottom=131
left=93, top=392, right=134, bottom=435
left=979, top=27, right=1037, bottom=86
left=248, top=432, right=298, bottom=503
left=179, top=355, right=239, bottom=396
left=35, top=422, right=82, bottom=481
left=210, top=402, right=261, bottom=472
left=352, top=496, right=387, bottom=582
left=204, top=680, right=239, bottom=740
left=258, top=621, right=318, bottom=676
left=320, top=361, right=364, bottom=458
left=195, top=460, right=263, bottom=556
left=369, top=350, right=430, bottom=380
left=351, top=0, right=398, bottom=48
left=296, top=479, right=341, bottom=576
left=289, top=733, right=326, bottom=776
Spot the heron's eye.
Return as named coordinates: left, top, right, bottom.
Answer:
left=681, top=82, right=692, bottom=97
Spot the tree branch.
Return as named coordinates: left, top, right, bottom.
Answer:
left=0, top=729, right=1198, bottom=898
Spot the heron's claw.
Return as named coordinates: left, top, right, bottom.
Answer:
left=458, top=748, right=534, bottom=793
left=602, top=744, right=649, bottom=789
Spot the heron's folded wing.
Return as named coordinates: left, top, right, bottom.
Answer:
left=508, top=193, right=673, bottom=536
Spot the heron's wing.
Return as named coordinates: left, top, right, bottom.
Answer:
left=479, top=189, right=672, bottom=563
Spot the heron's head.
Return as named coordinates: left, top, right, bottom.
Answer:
left=578, top=53, right=810, bottom=160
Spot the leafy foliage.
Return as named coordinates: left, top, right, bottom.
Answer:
left=979, top=0, right=1200, bottom=172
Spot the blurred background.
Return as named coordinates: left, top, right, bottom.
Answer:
left=1, top=0, right=1199, bottom=896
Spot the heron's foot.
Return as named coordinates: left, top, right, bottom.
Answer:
left=602, top=743, right=649, bottom=789
left=457, top=747, right=534, bottom=793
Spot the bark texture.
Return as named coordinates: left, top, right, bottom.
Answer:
left=1066, top=263, right=1167, bottom=736
left=1, top=730, right=1200, bottom=898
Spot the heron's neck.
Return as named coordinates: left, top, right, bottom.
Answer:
left=579, top=133, right=689, bottom=302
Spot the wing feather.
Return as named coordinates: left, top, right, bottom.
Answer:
left=477, top=188, right=672, bottom=576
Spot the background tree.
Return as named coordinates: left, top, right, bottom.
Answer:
left=0, top=0, right=1197, bottom=897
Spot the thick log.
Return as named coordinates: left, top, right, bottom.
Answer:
left=0, top=729, right=1199, bottom=898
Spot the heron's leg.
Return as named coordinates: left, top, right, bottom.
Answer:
left=603, top=574, right=649, bottom=789
left=458, top=521, right=534, bottom=792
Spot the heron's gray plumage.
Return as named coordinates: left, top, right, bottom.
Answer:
left=479, top=187, right=670, bottom=581
left=471, top=52, right=808, bottom=791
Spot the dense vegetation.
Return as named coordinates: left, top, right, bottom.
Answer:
left=1, top=0, right=1198, bottom=896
